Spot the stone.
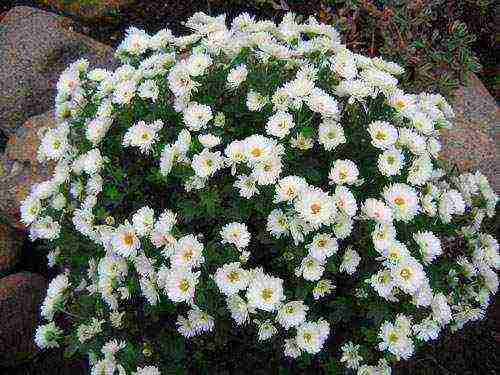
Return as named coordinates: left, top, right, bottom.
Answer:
left=0, top=223, right=22, bottom=274
left=0, top=111, right=57, bottom=230
left=0, top=272, right=47, bottom=367
left=46, top=0, right=131, bottom=21
left=0, top=6, right=119, bottom=136
left=440, top=73, right=499, bottom=193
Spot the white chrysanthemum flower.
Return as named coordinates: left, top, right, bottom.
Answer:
left=72, top=148, right=105, bottom=175
left=220, top=222, right=251, bottom=250
left=183, top=102, right=213, bottom=131
left=413, top=231, right=442, bottom=264
left=368, top=121, right=398, bottom=149
left=132, top=206, right=155, bottom=237
left=383, top=183, right=420, bottom=222
left=378, top=320, right=414, bottom=359
left=225, top=140, right=246, bottom=166
left=378, top=147, right=405, bottom=176
left=176, top=314, right=197, bottom=338
left=438, top=189, right=466, bottom=223
left=398, top=128, right=427, bottom=155
left=38, top=125, right=71, bottom=162
left=413, top=317, right=440, bottom=342
left=296, top=319, right=330, bottom=354
left=318, top=119, right=346, bottom=151
left=227, top=64, right=248, bottom=88
left=276, top=301, right=309, bottom=329
left=214, top=262, right=250, bottom=296
left=257, top=320, right=278, bottom=340
left=41, top=273, right=70, bottom=320
left=294, top=187, right=336, bottom=229
left=296, top=256, right=325, bottom=281
left=251, top=156, right=283, bottom=185
left=340, top=341, right=363, bottom=370
left=186, top=53, right=212, bottom=76
left=234, top=174, right=259, bottom=198
left=246, top=90, right=268, bottom=111
left=191, top=149, right=224, bottom=178
left=333, top=214, right=354, bottom=239
left=330, top=48, right=357, bottom=80
left=383, top=241, right=411, bottom=265
left=168, top=63, right=198, bottom=97
left=188, top=308, right=215, bottom=333
left=431, top=293, right=452, bottom=325
left=390, top=257, right=425, bottom=294
left=372, top=223, right=396, bottom=252
left=411, top=111, right=434, bottom=135
left=329, top=159, right=359, bottom=185
left=340, top=247, right=361, bottom=275
left=290, top=133, right=314, bottom=150
left=160, top=266, right=200, bottom=303
left=246, top=272, right=284, bottom=312
left=35, top=322, right=63, bottom=349
left=284, top=338, right=302, bottom=358
left=113, top=79, right=137, bottom=105
left=20, top=196, right=42, bottom=226
left=388, top=90, right=416, bottom=113
left=313, top=279, right=335, bottom=300
left=306, top=88, right=339, bottom=118
left=307, top=233, right=338, bottom=262
left=29, top=216, right=61, bottom=241
left=227, top=294, right=249, bottom=325
left=265, top=111, right=295, bottom=138
left=362, top=198, right=393, bottom=224
left=243, top=134, right=279, bottom=164
left=407, top=155, right=433, bottom=186
left=266, top=208, right=289, bottom=238
left=369, top=269, right=395, bottom=301
left=171, top=234, right=204, bottom=269
left=119, top=27, right=151, bottom=55
left=112, top=221, right=141, bottom=258
left=77, top=318, right=104, bottom=343
left=198, top=133, right=221, bottom=149
left=274, top=175, right=307, bottom=203
left=137, top=79, right=159, bottom=102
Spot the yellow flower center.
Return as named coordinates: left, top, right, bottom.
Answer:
left=122, top=233, right=134, bottom=247
left=261, top=288, right=273, bottom=301
left=227, top=271, right=240, bottom=283
left=179, top=279, right=190, bottom=292
left=311, top=203, right=321, bottom=215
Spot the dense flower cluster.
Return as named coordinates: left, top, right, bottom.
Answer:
left=21, top=11, right=498, bottom=374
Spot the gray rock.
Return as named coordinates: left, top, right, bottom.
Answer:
left=0, top=6, right=119, bottom=136
left=0, top=272, right=47, bottom=367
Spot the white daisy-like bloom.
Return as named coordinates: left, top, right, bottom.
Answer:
left=227, top=294, right=249, bottom=325
left=296, top=256, right=325, bottom=281
left=35, top=322, right=63, bottom=349
left=112, top=221, right=141, bottom=258
left=372, top=223, right=396, bottom=252
left=398, top=127, right=427, bottom=155
left=72, top=148, right=105, bottom=176
left=38, top=124, right=71, bottom=162
left=285, top=77, right=315, bottom=101
left=431, top=293, right=452, bottom=326
left=407, top=155, right=433, bottom=186
left=186, top=53, right=212, bottom=76
left=137, top=79, right=159, bottom=102
left=246, top=271, right=284, bottom=312
left=243, top=134, right=278, bottom=164
left=412, top=282, right=434, bottom=307
left=474, top=234, right=500, bottom=270
left=306, top=87, right=339, bottom=118
left=29, top=216, right=61, bottom=241
left=284, top=338, right=302, bottom=358
left=307, top=233, right=338, bottom=262
left=176, top=314, right=197, bottom=338
left=191, top=148, right=224, bottom=178
left=329, top=159, right=359, bottom=186
left=296, top=319, right=330, bottom=354
left=214, top=262, right=250, bottom=296
left=171, top=234, right=204, bottom=269
left=122, top=119, right=163, bottom=154
left=225, top=140, right=246, bottom=167
left=188, top=308, right=215, bottom=333
left=20, top=196, right=42, bottom=226
left=413, top=231, right=442, bottom=264
left=390, top=257, right=425, bottom=294
left=340, top=341, right=363, bottom=370
left=227, top=63, right=248, bottom=88
left=257, top=320, right=278, bottom=340
left=388, top=90, right=416, bottom=113
left=86, top=116, right=113, bottom=146
left=438, top=189, right=466, bottom=223
left=313, top=279, right=335, bottom=300
left=274, top=175, right=308, bottom=203
left=198, top=133, right=221, bottom=149
left=413, top=317, right=441, bottom=342
left=220, top=222, right=251, bottom=250
left=318, top=119, right=346, bottom=151
left=251, top=156, right=283, bottom=185
left=113, top=79, right=137, bottom=105
left=160, top=266, right=200, bottom=304
left=378, top=320, right=414, bottom=359
left=246, top=90, right=268, bottom=111
left=340, top=247, right=361, bottom=275
left=383, top=183, right=420, bottom=222
left=361, top=198, right=393, bottom=224
left=333, top=214, right=354, bottom=239
left=369, top=269, right=395, bottom=301
left=335, top=78, right=373, bottom=102
left=368, top=121, right=398, bottom=149
left=77, top=318, right=104, bottom=343
left=383, top=241, right=411, bottom=265
left=372, top=57, right=404, bottom=75
left=265, top=111, right=295, bottom=138
left=41, top=273, right=70, bottom=320
left=183, top=102, right=213, bottom=131
left=410, top=111, right=434, bottom=135
left=378, top=147, right=405, bottom=177
left=234, top=174, right=259, bottom=198
left=167, top=62, right=198, bottom=97
left=276, top=301, right=309, bottom=330
left=266, top=208, right=289, bottom=238
left=333, top=185, right=358, bottom=217
left=330, top=48, right=357, bottom=80
left=134, top=366, right=161, bottom=375
left=132, top=206, right=155, bottom=237
left=294, top=187, right=337, bottom=229
left=360, top=67, right=398, bottom=92
left=118, top=26, right=151, bottom=55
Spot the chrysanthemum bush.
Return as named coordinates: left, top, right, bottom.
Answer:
left=20, top=11, right=498, bottom=375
